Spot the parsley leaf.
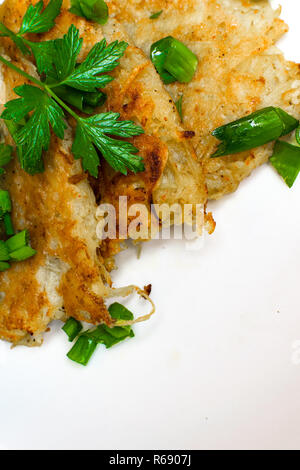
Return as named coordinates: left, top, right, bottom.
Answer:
left=1, top=85, right=66, bottom=174
left=19, top=0, right=62, bottom=35
left=52, top=24, right=83, bottom=82
left=0, top=23, right=30, bottom=55
left=73, top=112, right=144, bottom=177
left=29, top=40, right=56, bottom=76
left=36, top=26, right=128, bottom=93
left=49, top=32, right=128, bottom=92
left=0, top=17, right=144, bottom=178
left=0, top=0, right=62, bottom=56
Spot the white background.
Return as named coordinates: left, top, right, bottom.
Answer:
left=1, top=0, right=300, bottom=451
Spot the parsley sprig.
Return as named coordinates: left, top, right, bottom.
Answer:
left=0, top=1, right=144, bottom=177
left=0, top=0, right=62, bottom=55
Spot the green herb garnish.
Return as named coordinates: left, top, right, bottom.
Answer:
left=53, top=85, right=106, bottom=114
left=0, top=189, right=14, bottom=236
left=175, top=95, right=183, bottom=121
left=2, top=84, right=66, bottom=174
left=9, top=245, right=36, bottom=261
left=0, top=147, right=14, bottom=240
left=0, top=261, right=10, bottom=272
left=62, top=317, right=83, bottom=342
left=0, top=144, right=36, bottom=270
left=0, top=241, right=10, bottom=261
left=0, top=0, right=62, bottom=55
left=150, top=36, right=198, bottom=84
left=3, top=214, right=14, bottom=236
left=0, top=17, right=145, bottom=177
left=67, top=303, right=135, bottom=366
left=5, top=230, right=36, bottom=261
left=19, top=0, right=62, bottom=35
left=5, top=229, right=29, bottom=252
left=211, top=107, right=299, bottom=158
left=0, top=228, right=37, bottom=271
left=150, top=10, right=163, bottom=20
left=70, top=0, right=108, bottom=25
left=295, top=127, right=300, bottom=146
left=270, top=140, right=300, bottom=188
left=0, top=143, right=12, bottom=174
left=0, top=190, right=12, bottom=215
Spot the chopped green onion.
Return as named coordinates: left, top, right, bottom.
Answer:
left=5, top=230, right=29, bottom=252
left=150, top=37, right=179, bottom=84
left=0, top=143, right=12, bottom=168
left=3, top=213, right=14, bottom=236
left=163, top=41, right=198, bottom=83
left=0, top=240, right=9, bottom=261
left=70, top=0, right=108, bottom=25
left=0, top=261, right=10, bottom=271
left=150, top=10, right=163, bottom=19
left=53, top=85, right=106, bottom=114
left=0, top=190, right=12, bottom=214
left=82, top=324, right=134, bottom=349
left=67, top=335, right=98, bottom=366
left=211, top=107, right=299, bottom=157
left=66, top=302, right=135, bottom=365
left=175, top=95, right=183, bottom=121
left=108, top=302, right=134, bottom=321
left=270, top=140, right=300, bottom=188
left=150, top=36, right=198, bottom=84
left=295, top=127, right=300, bottom=146
left=62, top=317, right=83, bottom=342
left=9, top=245, right=37, bottom=261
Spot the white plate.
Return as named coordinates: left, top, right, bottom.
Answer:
left=1, top=0, right=300, bottom=451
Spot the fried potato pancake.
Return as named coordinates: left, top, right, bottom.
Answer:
left=43, top=1, right=208, bottom=223
left=0, top=55, right=115, bottom=345
left=1, top=0, right=210, bottom=231
left=108, top=0, right=300, bottom=198
left=0, top=0, right=206, bottom=344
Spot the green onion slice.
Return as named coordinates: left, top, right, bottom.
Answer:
left=0, top=143, right=12, bottom=168
left=175, top=95, right=183, bottom=121
left=0, top=190, right=12, bottom=214
left=163, top=40, right=198, bottom=83
left=62, top=317, right=83, bottom=342
left=53, top=85, right=106, bottom=114
left=66, top=302, right=135, bottom=365
left=3, top=213, right=14, bottom=236
left=211, top=107, right=299, bottom=157
left=67, top=336, right=98, bottom=366
left=150, top=36, right=177, bottom=84
left=70, top=0, right=108, bottom=25
left=9, top=245, right=37, bottom=261
left=0, top=240, right=10, bottom=261
left=5, top=230, right=29, bottom=252
left=0, top=261, right=10, bottom=271
left=150, top=10, right=163, bottom=20
left=295, top=127, right=300, bottom=146
left=108, top=302, right=134, bottom=321
left=150, top=36, right=198, bottom=84
left=270, top=140, right=300, bottom=188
